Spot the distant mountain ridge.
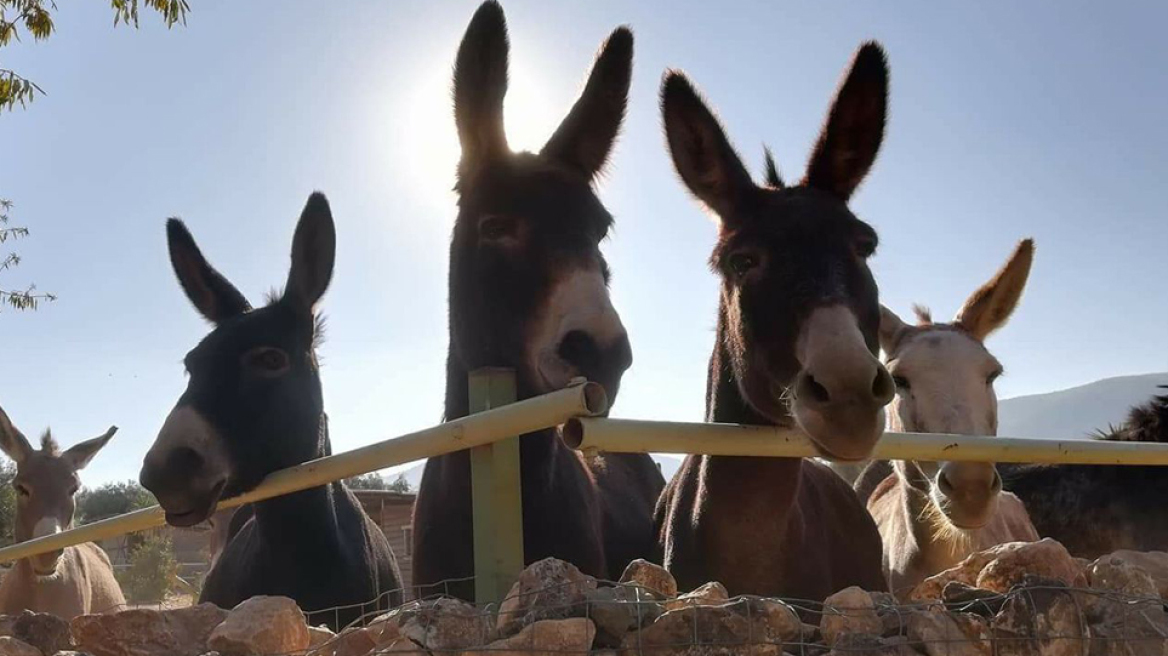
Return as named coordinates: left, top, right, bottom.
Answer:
left=998, top=372, right=1168, bottom=439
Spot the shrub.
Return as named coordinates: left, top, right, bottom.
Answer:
left=117, top=533, right=178, bottom=604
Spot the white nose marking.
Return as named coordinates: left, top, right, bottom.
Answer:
left=33, top=518, right=61, bottom=539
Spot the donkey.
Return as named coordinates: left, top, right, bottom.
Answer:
left=863, top=240, right=1040, bottom=598
left=653, top=43, right=895, bottom=602
left=999, top=388, right=1168, bottom=558
left=411, top=1, right=664, bottom=601
left=139, top=193, right=401, bottom=630
left=0, top=407, right=124, bottom=618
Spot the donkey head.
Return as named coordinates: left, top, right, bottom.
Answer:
left=0, top=407, right=115, bottom=575
left=881, top=239, right=1034, bottom=528
left=448, top=1, right=634, bottom=403
left=662, top=43, right=894, bottom=460
left=140, top=193, right=336, bottom=527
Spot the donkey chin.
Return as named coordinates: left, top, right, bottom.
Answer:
left=793, top=402, right=888, bottom=463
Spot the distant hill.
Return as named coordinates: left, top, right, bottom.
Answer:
left=998, top=372, right=1168, bottom=439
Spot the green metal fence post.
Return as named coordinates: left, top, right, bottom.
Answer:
left=468, top=368, right=524, bottom=604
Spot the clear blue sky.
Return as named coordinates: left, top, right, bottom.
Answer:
left=2, top=1, right=1166, bottom=486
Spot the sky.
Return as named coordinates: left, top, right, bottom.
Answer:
left=2, top=0, right=1167, bottom=487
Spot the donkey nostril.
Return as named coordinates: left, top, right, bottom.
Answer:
left=799, top=374, right=832, bottom=405
left=872, top=367, right=895, bottom=404
left=558, top=330, right=601, bottom=372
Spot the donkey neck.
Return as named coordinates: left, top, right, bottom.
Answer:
left=250, top=416, right=347, bottom=549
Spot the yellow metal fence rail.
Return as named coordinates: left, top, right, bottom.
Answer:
left=4, top=373, right=1168, bottom=604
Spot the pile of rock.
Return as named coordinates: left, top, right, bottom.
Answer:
left=2, top=540, right=1167, bottom=655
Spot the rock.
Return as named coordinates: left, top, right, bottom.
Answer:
left=820, top=587, right=882, bottom=647
left=1088, top=557, right=1159, bottom=597
left=911, top=540, right=1083, bottom=601
left=363, top=612, right=403, bottom=647
left=991, top=585, right=1089, bottom=656
left=620, top=560, right=678, bottom=599
left=662, top=582, right=729, bottom=612
left=464, top=618, right=594, bottom=656
left=622, top=605, right=783, bottom=655
left=732, top=598, right=802, bottom=645
left=307, top=626, right=334, bottom=649
left=906, top=610, right=990, bottom=656
left=940, top=582, right=1007, bottom=618
left=0, top=637, right=42, bottom=656
left=976, top=539, right=1084, bottom=593
left=206, top=596, right=309, bottom=656
left=586, top=585, right=663, bottom=648
left=496, top=558, right=597, bottom=637
left=6, top=611, right=71, bottom=655
left=310, top=628, right=374, bottom=656
left=1093, top=552, right=1168, bottom=598
left=71, top=603, right=228, bottom=656
left=395, top=597, right=493, bottom=651
left=828, top=632, right=916, bottom=656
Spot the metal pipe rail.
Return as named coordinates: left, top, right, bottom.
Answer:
left=563, top=417, right=1168, bottom=465
left=0, top=380, right=607, bottom=565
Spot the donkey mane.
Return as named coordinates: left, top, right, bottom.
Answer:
left=1093, top=387, right=1168, bottom=443
left=260, top=288, right=329, bottom=349
left=39, top=431, right=59, bottom=456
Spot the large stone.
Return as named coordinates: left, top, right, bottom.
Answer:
left=71, top=603, right=228, bottom=656
left=976, top=539, right=1084, bottom=593
left=464, top=618, right=595, bottom=656
left=310, top=627, right=375, bottom=656
left=940, top=582, right=1007, bottom=618
left=620, top=560, right=678, bottom=599
left=0, top=611, right=71, bottom=655
left=363, top=612, right=404, bottom=647
left=662, top=582, right=729, bottom=612
left=1091, top=552, right=1167, bottom=598
left=0, top=637, right=42, bottom=656
left=496, top=558, right=597, bottom=637
left=307, top=626, right=335, bottom=649
left=821, top=587, right=882, bottom=647
left=394, top=597, right=493, bottom=652
left=586, top=585, right=663, bottom=648
left=911, top=540, right=1083, bottom=601
left=906, top=609, right=990, bottom=656
left=622, top=605, right=783, bottom=655
left=829, top=632, right=919, bottom=656
left=991, top=584, right=1089, bottom=656
left=206, top=596, right=309, bottom=656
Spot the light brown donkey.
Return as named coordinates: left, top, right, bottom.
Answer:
left=864, top=240, right=1039, bottom=598
left=0, top=405, right=125, bottom=618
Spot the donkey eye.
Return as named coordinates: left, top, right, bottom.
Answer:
left=479, top=215, right=518, bottom=241
left=727, top=252, right=759, bottom=278
left=892, top=375, right=911, bottom=392
left=244, top=347, right=290, bottom=374
left=14, top=484, right=29, bottom=498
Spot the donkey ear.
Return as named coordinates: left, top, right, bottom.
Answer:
left=284, top=192, right=337, bottom=312
left=454, top=1, right=510, bottom=180
left=167, top=219, right=251, bottom=324
left=661, top=71, right=755, bottom=226
left=0, top=405, right=33, bottom=464
left=954, top=239, right=1035, bottom=341
left=62, top=426, right=117, bottom=471
left=879, top=305, right=910, bottom=356
left=803, top=42, right=889, bottom=201
left=541, top=27, right=633, bottom=180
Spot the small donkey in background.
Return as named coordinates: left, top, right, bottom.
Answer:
left=861, top=240, right=1039, bottom=597
left=0, top=406, right=125, bottom=618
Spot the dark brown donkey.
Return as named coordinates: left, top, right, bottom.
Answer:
left=654, top=43, right=895, bottom=602
left=411, top=1, right=664, bottom=600
left=139, top=194, right=401, bottom=630
left=1000, top=388, right=1168, bottom=559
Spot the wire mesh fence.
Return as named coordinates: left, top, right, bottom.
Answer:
left=64, top=572, right=1165, bottom=656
